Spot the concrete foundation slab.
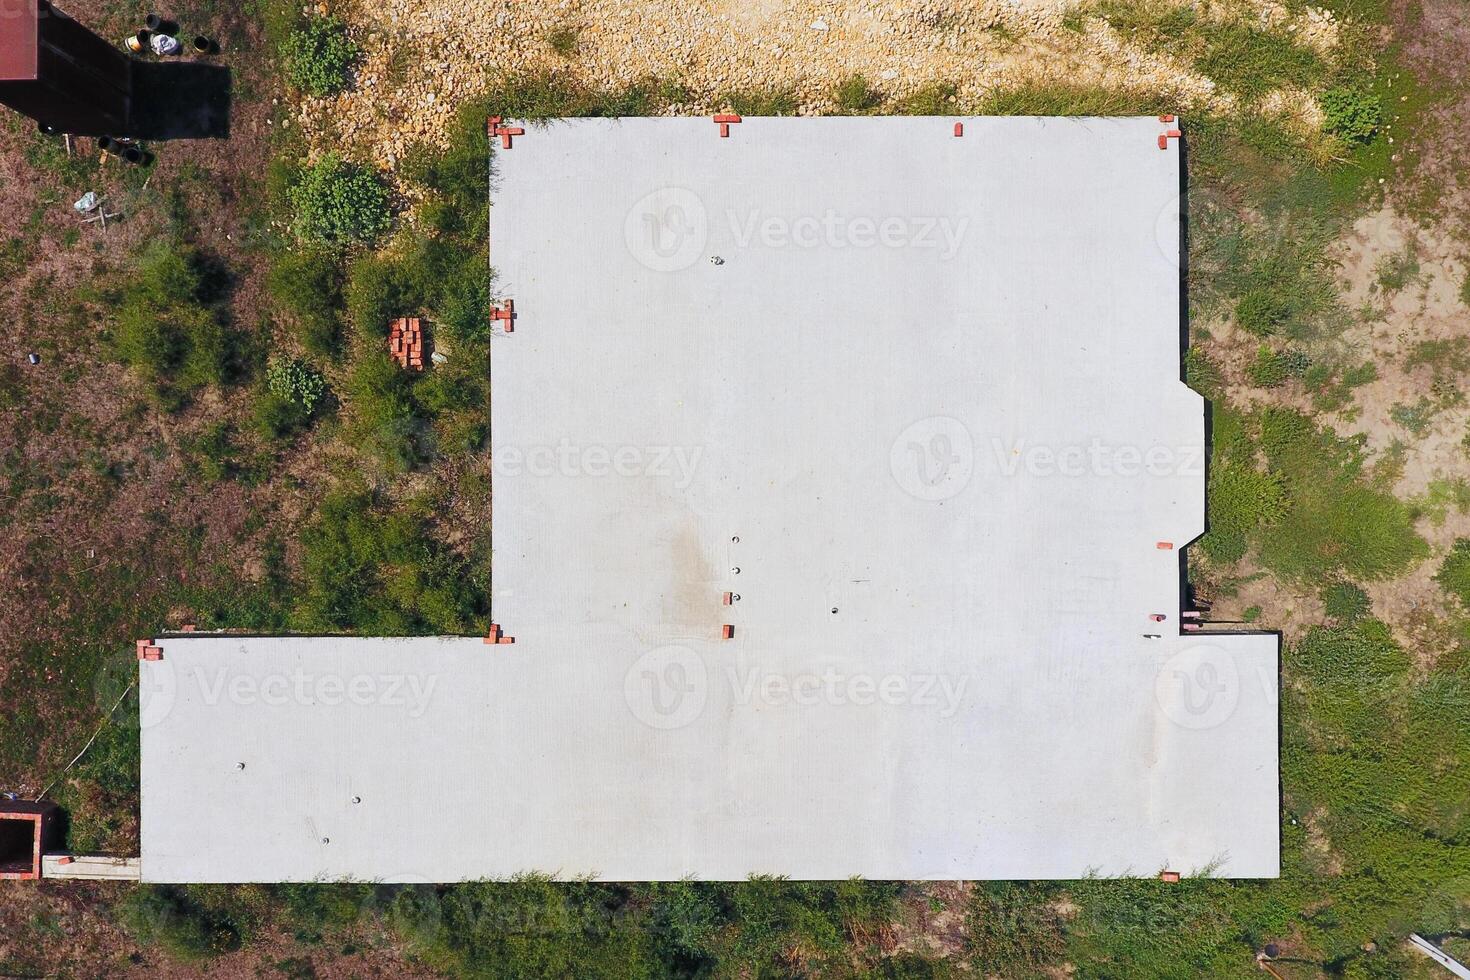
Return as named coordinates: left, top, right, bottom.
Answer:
left=140, top=117, right=1278, bottom=883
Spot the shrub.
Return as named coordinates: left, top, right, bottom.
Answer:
left=266, top=356, right=327, bottom=413
left=834, top=73, right=883, bottom=112
left=1435, top=539, right=1470, bottom=606
left=111, top=242, right=229, bottom=404
left=282, top=16, right=358, bottom=97
left=1320, top=87, right=1381, bottom=144
left=268, top=248, right=343, bottom=356
left=288, top=155, right=391, bottom=246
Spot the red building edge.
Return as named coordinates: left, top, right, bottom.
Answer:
left=0, top=0, right=40, bottom=80
left=0, top=0, right=131, bottom=136
left=0, top=801, right=60, bottom=880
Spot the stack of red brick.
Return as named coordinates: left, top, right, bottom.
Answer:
left=389, top=317, right=424, bottom=370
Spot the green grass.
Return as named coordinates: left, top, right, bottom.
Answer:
left=473, top=71, right=680, bottom=119
left=1093, top=0, right=1325, bottom=102
left=1202, top=407, right=1426, bottom=581
left=381, top=877, right=905, bottom=977
left=1257, top=409, right=1427, bottom=582
left=896, top=82, right=957, bottom=115
left=1247, top=344, right=1309, bottom=387
left=1436, top=539, right=1470, bottom=607
left=268, top=247, right=345, bottom=357
left=1405, top=337, right=1470, bottom=375
left=975, top=82, right=1171, bottom=117
left=1409, top=478, right=1470, bottom=526
left=1201, top=408, right=1289, bottom=564
left=16, top=8, right=1463, bottom=973
left=1220, top=215, right=1347, bottom=342
left=723, top=87, right=800, bottom=117
left=1322, top=580, right=1370, bottom=622
left=1193, top=21, right=1323, bottom=101
left=292, top=487, right=488, bottom=633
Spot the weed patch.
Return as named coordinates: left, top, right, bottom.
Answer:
left=833, top=73, right=883, bottom=112
left=289, top=155, right=392, bottom=246
left=108, top=242, right=232, bottom=408
left=546, top=24, right=580, bottom=58
left=293, top=488, right=489, bottom=633
left=1203, top=407, right=1426, bottom=581
left=282, top=16, right=358, bottom=97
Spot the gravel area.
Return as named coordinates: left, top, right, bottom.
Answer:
left=301, top=0, right=1343, bottom=168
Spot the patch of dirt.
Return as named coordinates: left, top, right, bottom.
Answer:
left=891, top=881, right=972, bottom=960
left=1328, top=208, right=1470, bottom=660
left=1200, top=205, right=1470, bottom=655
left=1299, top=808, right=1345, bottom=876
left=317, top=0, right=1339, bottom=166
left=1326, top=206, right=1469, bottom=484
left=1394, top=0, right=1470, bottom=240
left=0, top=881, right=440, bottom=979
left=1202, top=562, right=1325, bottom=642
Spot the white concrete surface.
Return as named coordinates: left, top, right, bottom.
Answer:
left=140, top=117, right=1279, bottom=883
left=42, top=854, right=142, bottom=880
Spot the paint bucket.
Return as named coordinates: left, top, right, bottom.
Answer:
left=125, top=29, right=151, bottom=52
left=97, top=136, right=117, bottom=154
left=192, top=35, right=214, bottom=54
left=145, top=14, right=178, bottom=33
left=121, top=145, right=145, bottom=165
